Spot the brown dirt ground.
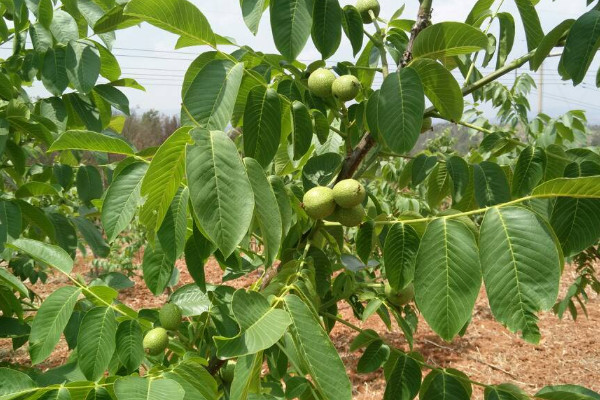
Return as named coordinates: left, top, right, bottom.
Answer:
left=1, top=254, right=598, bottom=399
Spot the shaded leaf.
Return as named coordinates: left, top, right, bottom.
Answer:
left=77, top=307, right=117, bottom=381
left=187, top=129, right=254, bottom=257
left=270, top=0, right=313, bottom=61
left=414, top=219, right=480, bottom=341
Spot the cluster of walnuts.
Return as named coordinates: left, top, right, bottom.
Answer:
left=142, top=303, right=182, bottom=356
left=303, top=179, right=367, bottom=227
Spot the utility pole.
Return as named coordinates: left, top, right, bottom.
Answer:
left=538, top=62, right=543, bottom=114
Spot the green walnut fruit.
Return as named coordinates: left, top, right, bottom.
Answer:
left=333, top=179, right=366, bottom=208
left=221, top=360, right=236, bottom=383
left=336, top=204, right=365, bottom=227
left=384, top=283, right=415, bottom=306
left=303, top=186, right=336, bottom=220
left=332, top=75, right=361, bottom=102
left=356, top=0, right=380, bottom=23
left=143, top=327, right=169, bottom=356
left=159, top=303, right=182, bottom=330
left=308, top=68, right=336, bottom=98
left=421, top=117, right=432, bottom=133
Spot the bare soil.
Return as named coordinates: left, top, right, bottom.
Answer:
left=1, top=254, right=598, bottom=399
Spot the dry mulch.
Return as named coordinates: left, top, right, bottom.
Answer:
left=1, top=254, right=598, bottom=399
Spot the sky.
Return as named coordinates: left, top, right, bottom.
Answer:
left=13, top=0, right=600, bottom=123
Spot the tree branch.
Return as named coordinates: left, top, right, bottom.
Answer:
left=336, top=0, right=434, bottom=182
left=401, top=0, right=433, bottom=67
left=424, top=50, right=536, bottom=116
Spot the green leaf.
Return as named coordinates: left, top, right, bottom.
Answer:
left=77, top=306, right=117, bottom=381
left=446, top=156, right=475, bottom=211
left=76, top=165, right=103, bottom=204
left=285, top=294, right=352, bottom=400
left=157, top=187, right=189, bottom=260
left=532, top=176, right=600, bottom=198
left=269, top=176, right=293, bottom=239
left=414, top=219, right=481, bottom=341
left=480, top=207, right=561, bottom=343
left=182, top=60, right=244, bottom=130
left=29, top=286, right=81, bottom=364
left=115, top=320, right=144, bottom=373
left=312, top=0, right=342, bottom=59
left=94, top=41, right=121, bottom=81
left=93, top=84, right=130, bottom=115
left=124, top=0, right=215, bottom=47
left=511, top=146, right=546, bottom=198
left=66, top=40, right=101, bottom=94
left=102, top=162, right=147, bottom=242
left=535, top=385, right=600, bottom=400
left=341, top=5, right=363, bottom=56
left=383, top=353, right=422, bottom=400
left=30, top=22, right=53, bottom=53
left=214, top=290, right=291, bottom=357
left=86, top=286, right=119, bottom=306
left=357, top=340, right=390, bottom=373
left=187, top=129, right=254, bottom=257
left=473, top=161, right=511, bottom=207
left=63, top=93, right=103, bottom=132
left=421, top=372, right=470, bottom=400
left=240, top=0, right=269, bottom=35
left=71, top=217, right=110, bottom=258
left=561, top=10, right=600, bottom=85
left=170, top=284, right=211, bottom=316
left=496, top=12, right=515, bottom=69
left=0, top=200, right=19, bottom=251
left=49, top=9, right=79, bottom=45
left=291, top=100, right=313, bottom=160
left=110, top=78, right=145, bottom=91
left=0, top=368, right=36, bottom=400
left=412, top=155, right=437, bottom=186
left=94, top=4, right=142, bottom=34
left=42, top=47, right=68, bottom=96
left=384, top=223, right=420, bottom=291
left=377, top=68, right=425, bottom=154
left=549, top=162, right=600, bottom=256
left=514, top=0, right=544, bottom=59
left=230, top=353, right=263, bottom=400
left=412, top=22, right=488, bottom=59
left=49, top=130, right=134, bottom=155
left=140, top=127, right=192, bottom=231
left=243, top=86, right=281, bottom=168
left=302, top=152, right=342, bottom=190
left=409, top=58, right=463, bottom=122
left=38, top=0, right=53, bottom=28
left=270, top=0, right=313, bottom=61
left=15, top=182, right=59, bottom=198
left=312, top=108, right=330, bottom=144
left=142, top=240, right=175, bottom=295
left=184, top=227, right=215, bottom=291
left=427, top=163, right=450, bottom=208
left=356, top=41, right=379, bottom=89
left=0, top=267, right=28, bottom=296
left=465, top=0, right=494, bottom=27
left=17, top=201, right=56, bottom=242
left=531, top=19, right=574, bottom=71
left=164, top=358, right=219, bottom=400
left=233, top=70, right=266, bottom=126
left=485, top=384, right=529, bottom=400
left=356, top=221, right=375, bottom=264
left=244, top=158, right=282, bottom=266
left=181, top=52, right=218, bottom=98
left=8, top=238, right=73, bottom=274
left=114, top=376, right=185, bottom=400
